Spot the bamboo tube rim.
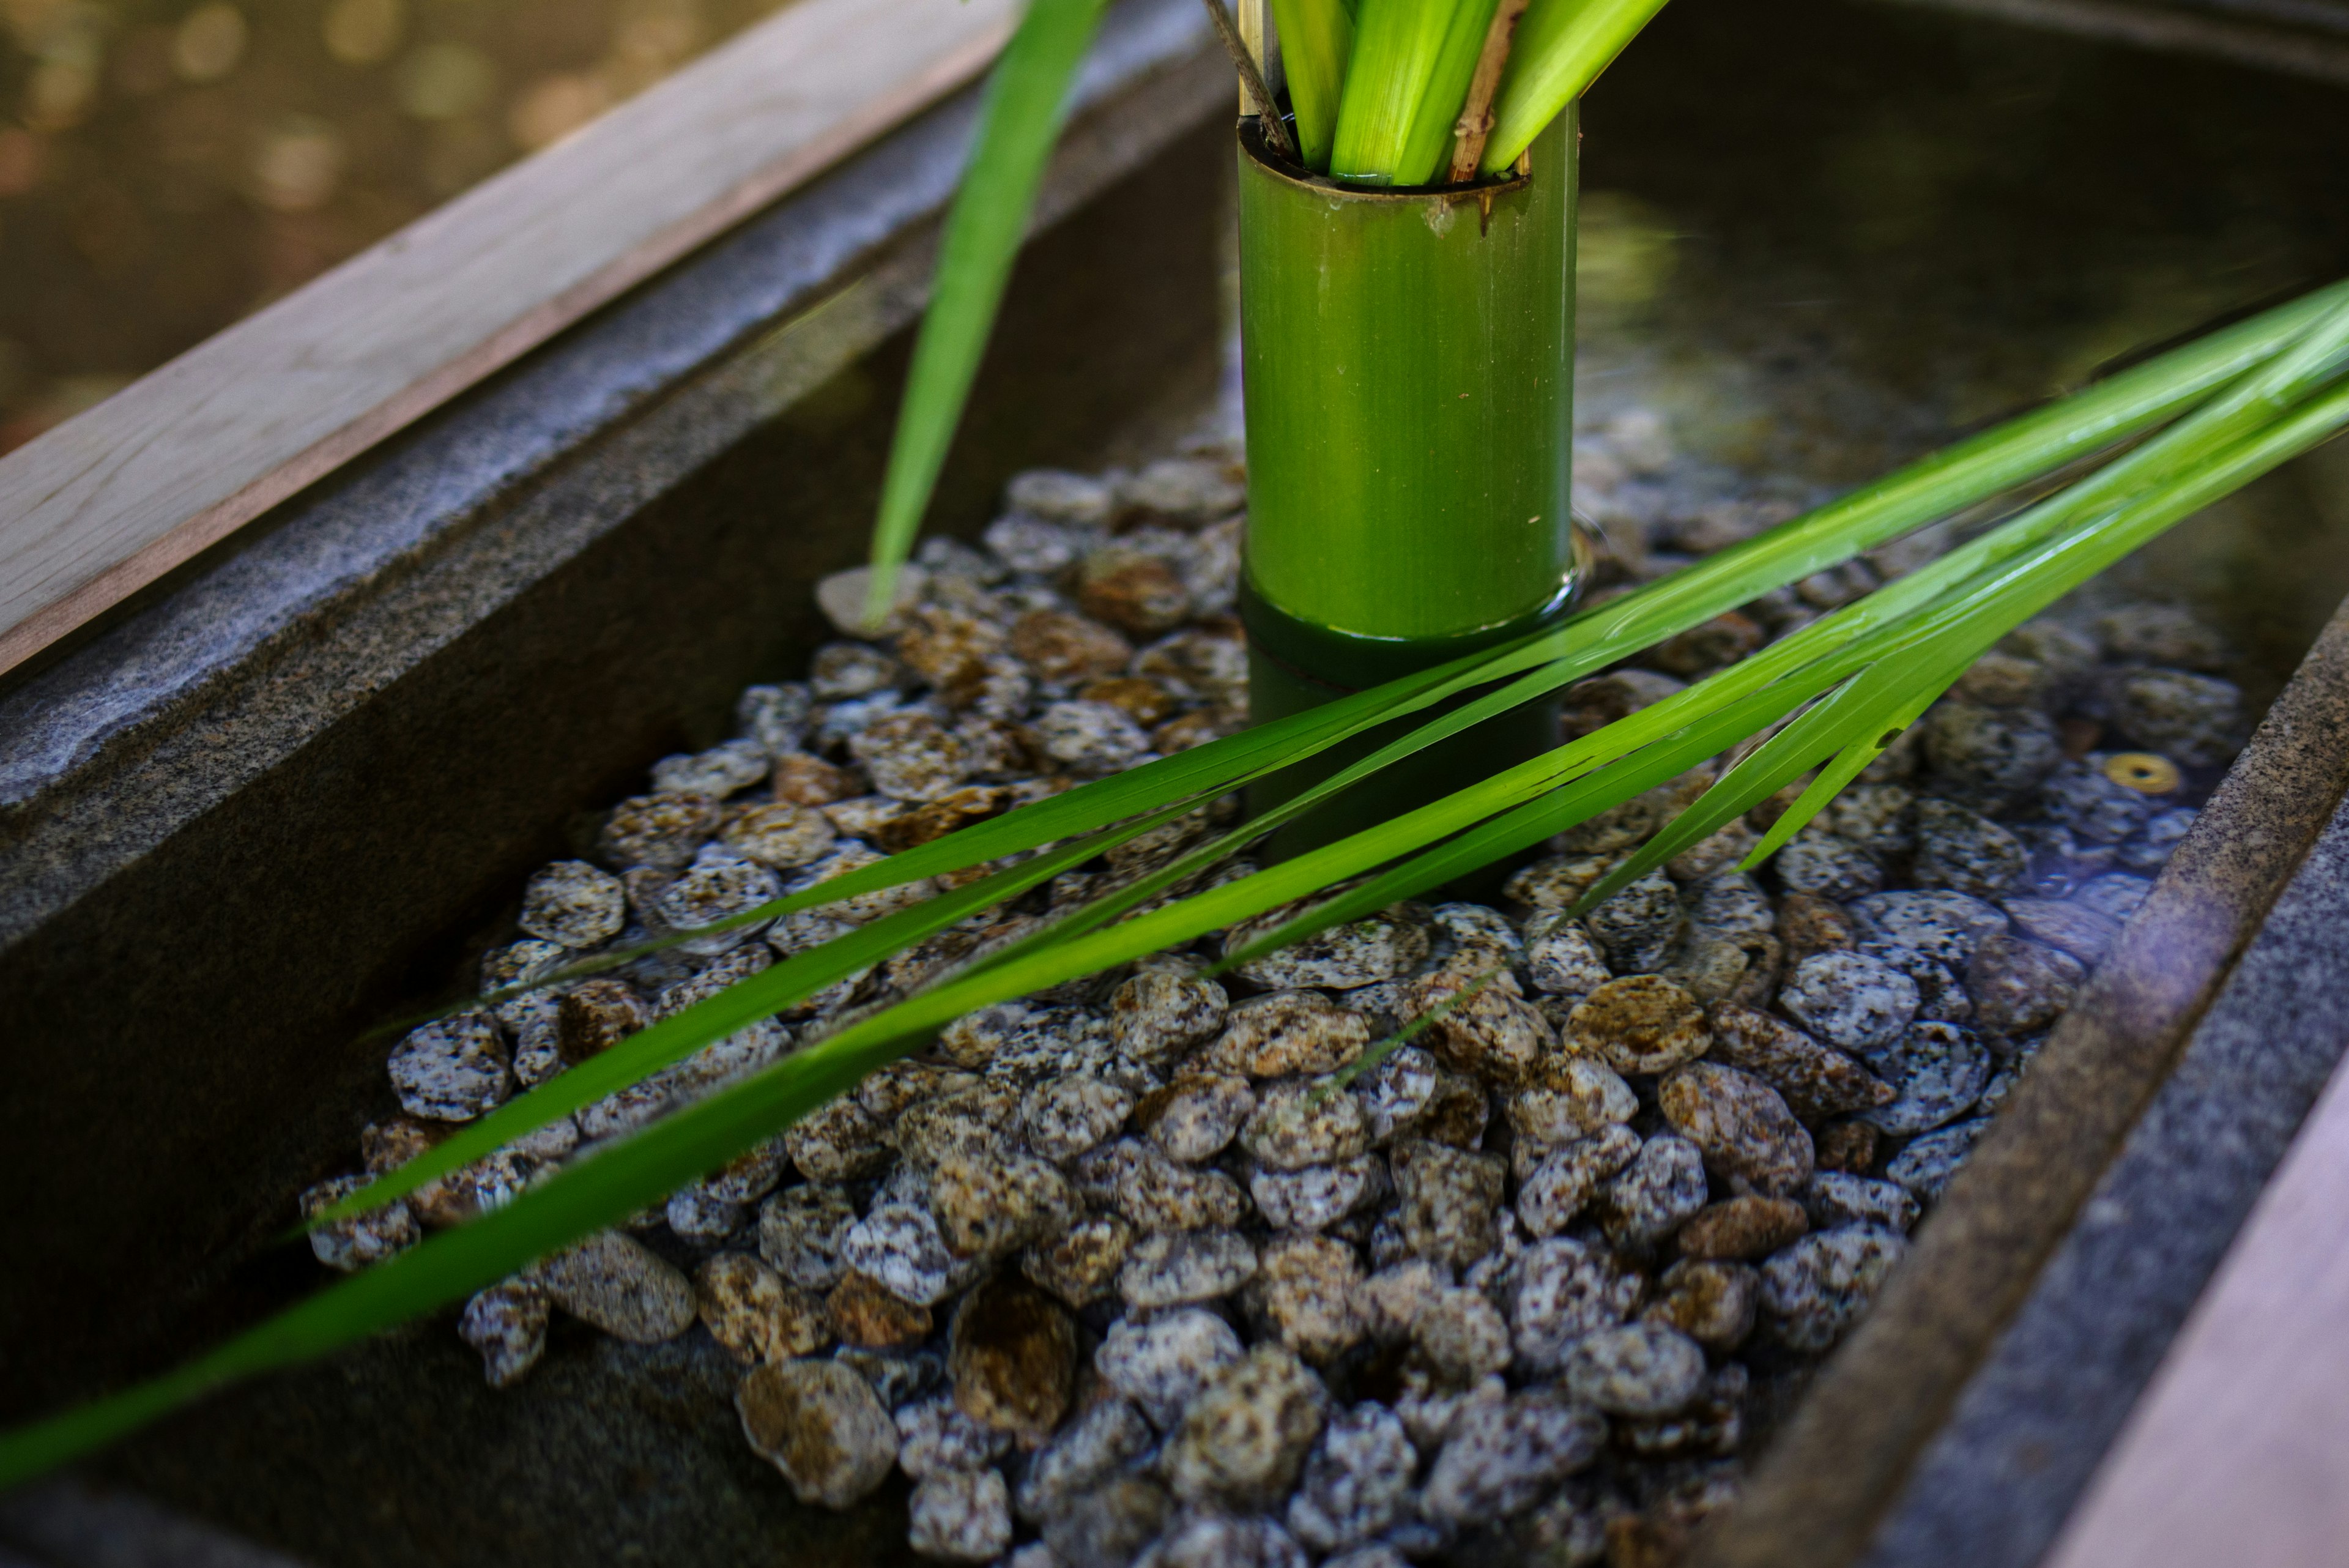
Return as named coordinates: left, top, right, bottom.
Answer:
left=1238, top=116, right=1531, bottom=203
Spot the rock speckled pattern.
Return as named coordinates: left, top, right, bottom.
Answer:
left=310, top=439, right=2249, bottom=1562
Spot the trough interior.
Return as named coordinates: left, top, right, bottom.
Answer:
left=9, top=0, right=2349, bottom=1564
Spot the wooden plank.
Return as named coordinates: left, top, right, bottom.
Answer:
left=0, top=0, right=1020, bottom=679
left=2044, top=1044, right=2349, bottom=1568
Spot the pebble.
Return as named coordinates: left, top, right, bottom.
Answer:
left=1199, top=992, right=1370, bottom=1078
left=1759, top=1227, right=1909, bottom=1351
left=1967, top=934, right=2087, bottom=1036
left=651, top=738, right=771, bottom=797
left=1642, top=1260, right=1759, bottom=1350
left=759, top=1183, right=858, bottom=1290
left=1704, top=1001, right=1893, bottom=1123
left=1999, top=898, right=2120, bottom=967
left=1162, top=1344, right=1329, bottom=1506
left=1225, top=906, right=1429, bottom=990
left=737, top=683, right=813, bottom=756
left=1524, top=913, right=1614, bottom=994
left=1096, top=1307, right=1244, bottom=1429
left=1021, top=1213, right=1134, bottom=1308
left=535, top=1231, right=697, bottom=1343
left=1240, top=1079, right=1372, bottom=1170
left=1887, top=1118, right=1993, bottom=1201
left=1510, top=1237, right=1644, bottom=1371
left=721, top=801, right=839, bottom=869
left=2074, top=872, right=2153, bottom=922
left=1595, top=1135, right=1709, bottom=1250
left=1776, top=891, right=1857, bottom=968
left=2041, top=759, right=2155, bottom=845
left=1566, top=975, right=1710, bottom=1075
left=896, top=1392, right=1012, bottom=1479
left=696, top=1251, right=828, bottom=1363
left=1044, top=1477, right=1174, bottom=1568
left=826, top=1269, right=933, bottom=1348
left=1861, top=1022, right=1991, bottom=1134
left=1849, top=889, right=2011, bottom=967
left=949, top=1274, right=1077, bottom=1439
left=1018, top=1399, right=1156, bottom=1522
left=1252, top=1234, right=1368, bottom=1363
left=1658, top=1061, right=1814, bottom=1195
left=1390, top=1140, right=1505, bottom=1268
left=1412, top=970, right=1559, bottom=1087
left=1111, top=970, right=1231, bottom=1065
left=1778, top=950, right=1919, bottom=1050
left=1583, top=870, right=1687, bottom=972
left=387, top=1013, right=511, bottom=1121
left=519, top=860, right=628, bottom=949
left=736, top=1357, right=899, bottom=1508
left=1924, top=702, right=2062, bottom=803
left=1119, top=1229, right=1259, bottom=1309
left=931, top=1151, right=1077, bottom=1259
left=2117, top=806, right=2196, bottom=873
left=601, top=790, right=722, bottom=869
left=1420, top=1388, right=1607, bottom=1524
left=1507, top=1058, right=1639, bottom=1148
left=1559, top=1323, right=1707, bottom=1416
left=1026, top=1075, right=1136, bottom=1162
left=1250, top=1155, right=1387, bottom=1233
left=655, top=849, right=783, bottom=954
left=1516, top=1125, right=1642, bottom=1238
left=2112, top=669, right=2241, bottom=766
left=839, top=1202, right=982, bottom=1307
left=300, top=1176, right=420, bottom=1271
left=1284, top=1403, right=1417, bottom=1552
left=1126, top=455, right=1245, bottom=522
left=1803, top=1172, right=1921, bottom=1233
left=1011, top=611, right=1134, bottom=685
left=1815, top=1119, right=1883, bottom=1176
left=908, top=1468, right=1015, bottom=1562
left=1911, top=798, right=2028, bottom=899
left=1859, top=941, right=1972, bottom=1024
left=1114, top=1143, right=1249, bottom=1231
left=1771, top=833, right=1885, bottom=901
left=1675, top=1195, right=1808, bottom=1261
left=458, top=1282, right=548, bottom=1386
left=1135, top=1074, right=1256, bottom=1162
left=1135, top=1512, right=1310, bottom=1568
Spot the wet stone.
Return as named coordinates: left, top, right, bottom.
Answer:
left=1658, top=1061, right=1814, bottom=1196
left=1825, top=784, right=1916, bottom=860
left=1567, top=975, right=1710, bottom=1076
left=300, top=1176, right=420, bottom=1271
left=1560, top=1323, right=1707, bottom=1417
left=1252, top=1233, right=1368, bottom=1364
left=1517, top=1124, right=1642, bottom=1238
left=666, top=1189, right=748, bottom=1247
left=908, top=1468, right=1014, bottom=1562
left=1803, top=1172, right=1921, bottom=1233
left=1704, top=1001, right=1893, bottom=1124
left=1643, top=1260, right=1759, bottom=1351
left=950, top=1274, right=1078, bottom=1440
left=1241, top=1079, right=1372, bottom=1171
left=519, top=860, right=627, bottom=949
left=932, top=1151, right=1077, bottom=1259
left=1861, top=1022, right=1991, bottom=1135
left=1912, top=798, right=2028, bottom=899
left=1285, top=1402, right=1417, bottom=1552
left=1044, top=1477, right=1175, bottom=1568
left=651, top=737, right=772, bottom=797
left=1857, top=941, right=1972, bottom=1024
left=840, top=1202, right=981, bottom=1307
left=1887, top=1118, right=1992, bottom=1201
left=826, top=1270, right=934, bottom=1349
left=1682, top=1203, right=1804, bottom=1260
left=1225, top=906, right=1429, bottom=990
left=1162, top=1343, right=1329, bottom=1506
left=696, top=1252, right=828, bottom=1364
left=388, top=1013, right=511, bottom=1122
left=1759, top=1227, right=1909, bottom=1351
left=1597, top=1135, right=1709, bottom=1251
left=1850, top=889, right=2011, bottom=967
left=1925, top=702, right=2063, bottom=803
left=1199, top=992, right=1370, bottom=1079
left=1771, top=834, right=1885, bottom=902
left=1111, top=970, right=1230, bottom=1065
left=1967, top=934, right=2087, bottom=1037
left=536, top=1231, right=697, bottom=1343
left=1524, top=913, right=1613, bottom=995
left=2074, top=872, right=2154, bottom=922
left=1250, top=1154, right=1387, bottom=1233
left=1584, top=871, right=1687, bottom=973
left=1021, top=1212, right=1134, bottom=1308
left=1392, top=1140, right=1507, bottom=1268
left=1778, top=950, right=1919, bottom=1051
left=1510, top=1237, right=1644, bottom=1371
left=1776, top=892, right=1858, bottom=968
left=459, top=1282, right=548, bottom=1387
left=1017, top=1399, right=1156, bottom=1524
left=1096, top=1307, right=1244, bottom=1429
left=1420, top=1388, right=1607, bottom=1525
left=2040, top=759, right=2154, bottom=845
left=2116, top=806, right=2197, bottom=873
left=2112, top=669, right=2241, bottom=767
left=601, top=790, right=721, bottom=870
left=1135, top=1074, right=1255, bottom=1162
left=736, top=1358, right=899, bottom=1509
left=1687, top=872, right=1777, bottom=938
left=759, top=1184, right=859, bottom=1291
left=1120, top=1229, right=1259, bottom=1309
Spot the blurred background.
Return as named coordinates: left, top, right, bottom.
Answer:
left=0, top=0, right=798, bottom=453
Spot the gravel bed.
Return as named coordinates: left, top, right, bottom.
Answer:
left=302, top=412, right=2244, bottom=1567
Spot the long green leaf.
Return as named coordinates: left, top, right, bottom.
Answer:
left=1480, top=0, right=1671, bottom=174
left=863, top=0, right=1108, bottom=625
left=1392, top=0, right=1502, bottom=185
left=1270, top=0, right=1354, bottom=168
left=1329, top=0, right=1463, bottom=183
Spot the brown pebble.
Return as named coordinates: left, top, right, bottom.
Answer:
left=1009, top=609, right=1134, bottom=683
left=1706, top=1001, right=1895, bottom=1124
left=875, top=786, right=1011, bottom=853
left=1567, top=976, right=1710, bottom=1076
left=737, top=1358, right=899, bottom=1509
left=1814, top=1120, right=1882, bottom=1175
left=1674, top=1196, right=1808, bottom=1261
left=1776, top=893, right=1857, bottom=968
left=1080, top=676, right=1182, bottom=727
left=828, top=1269, right=935, bottom=1348
left=773, top=752, right=859, bottom=806
left=557, top=978, right=645, bottom=1063
left=949, top=1273, right=1078, bottom=1440
left=1078, top=551, right=1192, bottom=638
left=697, top=1252, right=829, bottom=1364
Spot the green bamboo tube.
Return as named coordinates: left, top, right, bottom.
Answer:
left=1238, top=108, right=1580, bottom=856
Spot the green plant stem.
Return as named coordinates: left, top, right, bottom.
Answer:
left=1269, top=0, right=1354, bottom=168
left=1393, top=0, right=1504, bottom=185
left=1327, top=0, right=1463, bottom=182
left=1480, top=0, right=1671, bottom=174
